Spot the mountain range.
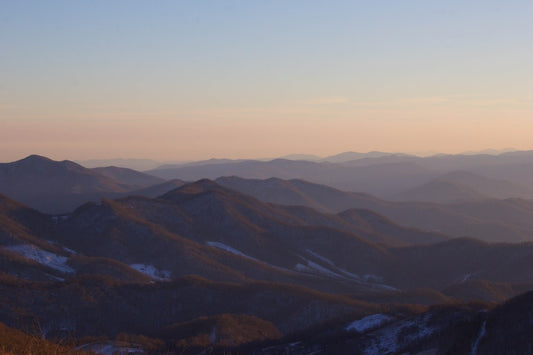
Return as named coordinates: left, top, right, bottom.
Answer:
left=2, top=153, right=533, bottom=352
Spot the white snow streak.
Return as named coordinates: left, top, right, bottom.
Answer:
left=306, top=249, right=361, bottom=280
left=471, top=321, right=487, bottom=355
left=300, top=250, right=397, bottom=290
left=205, top=241, right=261, bottom=262
left=205, top=241, right=292, bottom=272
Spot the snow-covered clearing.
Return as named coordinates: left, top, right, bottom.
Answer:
left=6, top=244, right=74, bottom=273
left=129, top=264, right=171, bottom=280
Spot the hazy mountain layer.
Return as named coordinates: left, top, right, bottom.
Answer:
left=217, top=176, right=533, bottom=242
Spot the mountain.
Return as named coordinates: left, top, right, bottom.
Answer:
left=461, top=148, right=516, bottom=155
left=275, top=289, right=533, bottom=354
left=92, top=166, right=165, bottom=187
left=4, top=180, right=533, bottom=291
left=155, top=158, right=247, bottom=170
left=338, top=151, right=533, bottom=193
left=48, top=180, right=395, bottom=292
left=279, top=153, right=321, bottom=161
left=322, top=151, right=407, bottom=163
left=0, top=155, right=137, bottom=213
left=215, top=176, right=533, bottom=243
left=393, top=170, right=533, bottom=203
left=4, top=180, right=533, bottom=351
left=128, top=178, right=187, bottom=198
left=147, top=159, right=436, bottom=197
left=0, top=155, right=186, bottom=214
left=78, top=158, right=170, bottom=170
left=392, top=179, right=488, bottom=203
left=216, top=176, right=378, bottom=213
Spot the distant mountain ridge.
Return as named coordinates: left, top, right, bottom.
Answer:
left=146, top=150, right=533, bottom=198
left=0, top=155, right=169, bottom=213
left=216, top=176, right=533, bottom=242
left=146, top=158, right=436, bottom=197
left=393, top=170, right=533, bottom=203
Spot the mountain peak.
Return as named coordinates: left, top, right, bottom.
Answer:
left=18, top=154, right=54, bottom=164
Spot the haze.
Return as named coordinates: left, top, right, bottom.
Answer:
left=1, top=0, right=533, bottom=161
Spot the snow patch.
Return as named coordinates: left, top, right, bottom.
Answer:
left=6, top=245, right=74, bottom=273
left=361, top=314, right=437, bottom=355
left=346, top=314, right=392, bottom=333
left=130, top=264, right=171, bottom=280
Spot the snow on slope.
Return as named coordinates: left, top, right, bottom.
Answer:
left=361, top=313, right=437, bottom=355
left=346, top=314, right=392, bottom=333
left=306, top=249, right=361, bottom=280
left=205, top=241, right=292, bottom=272
left=129, top=264, right=171, bottom=280
left=6, top=244, right=74, bottom=273
left=205, top=241, right=261, bottom=262
left=300, top=250, right=397, bottom=290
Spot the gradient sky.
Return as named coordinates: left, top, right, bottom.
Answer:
left=1, top=1, right=533, bottom=161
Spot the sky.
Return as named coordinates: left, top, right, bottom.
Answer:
left=1, top=0, right=533, bottom=162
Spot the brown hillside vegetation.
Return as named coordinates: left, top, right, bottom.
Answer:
left=0, top=321, right=82, bottom=355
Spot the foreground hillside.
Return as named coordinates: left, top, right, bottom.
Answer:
left=0, top=321, right=83, bottom=355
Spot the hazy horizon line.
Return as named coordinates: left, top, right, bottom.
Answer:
left=1, top=147, right=523, bottom=166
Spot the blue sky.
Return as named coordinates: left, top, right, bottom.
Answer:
left=1, top=1, right=532, bottom=160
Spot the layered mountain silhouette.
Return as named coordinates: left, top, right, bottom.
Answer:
left=147, top=150, right=533, bottom=199
left=393, top=170, right=533, bottom=203
left=216, top=176, right=533, bottom=242
left=146, top=158, right=436, bottom=197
